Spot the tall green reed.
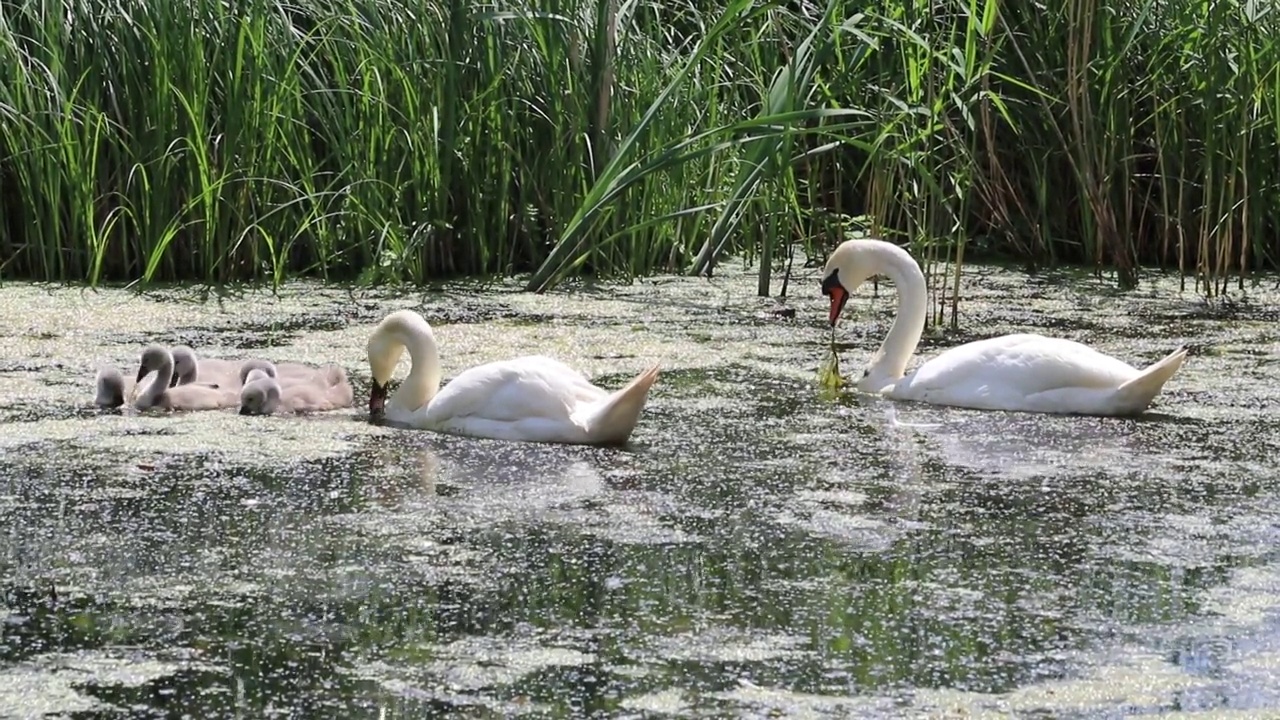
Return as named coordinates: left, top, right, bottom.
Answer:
left=2, top=0, right=1280, bottom=301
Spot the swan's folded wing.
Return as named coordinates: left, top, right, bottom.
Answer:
left=905, top=334, right=1139, bottom=399
left=286, top=384, right=330, bottom=413
left=423, top=356, right=606, bottom=425
left=168, top=384, right=240, bottom=411
left=512, top=356, right=606, bottom=400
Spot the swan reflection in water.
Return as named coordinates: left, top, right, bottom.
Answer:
left=356, top=436, right=608, bottom=516
left=837, top=386, right=1168, bottom=485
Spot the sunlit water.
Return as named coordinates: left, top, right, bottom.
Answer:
left=2, top=263, right=1280, bottom=718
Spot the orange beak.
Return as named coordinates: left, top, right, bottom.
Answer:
left=828, top=286, right=848, bottom=327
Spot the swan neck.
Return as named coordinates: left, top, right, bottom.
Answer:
left=141, top=355, right=174, bottom=405
left=866, top=245, right=927, bottom=385
left=395, top=323, right=443, bottom=410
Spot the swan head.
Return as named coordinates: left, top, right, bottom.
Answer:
left=367, top=312, right=421, bottom=416
left=94, top=366, right=125, bottom=408
left=136, top=345, right=172, bottom=384
left=240, top=376, right=281, bottom=415
left=239, top=359, right=278, bottom=386
left=170, top=346, right=199, bottom=387
left=821, top=240, right=877, bottom=327
left=367, top=339, right=402, bottom=416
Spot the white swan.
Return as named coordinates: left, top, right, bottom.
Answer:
left=366, top=310, right=661, bottom=445
left=821, top=239, right=1187, bottom=416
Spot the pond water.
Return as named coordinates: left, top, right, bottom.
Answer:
left=1, top=261, right=1279, bottom=718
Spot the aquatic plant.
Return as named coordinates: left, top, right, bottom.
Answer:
left=0, top=0, right=1277, bottom=302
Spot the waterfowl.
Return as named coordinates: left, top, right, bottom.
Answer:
left=238, top=361, right=354, bottom=415
left=365, top=309, right=660, bottom=445
left=132, top=345, right=239, bottom=411
left=821, top=238, right=1187, bottom=416
left=94, top=346, right=205, bottom=408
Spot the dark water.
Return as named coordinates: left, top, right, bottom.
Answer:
left=2, top=268, right=1280, bottom=718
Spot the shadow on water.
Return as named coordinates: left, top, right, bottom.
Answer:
left=3, top=267, right=1280, bottom=717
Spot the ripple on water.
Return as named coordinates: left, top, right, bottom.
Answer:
left=0, top=651, right=214, bottom=719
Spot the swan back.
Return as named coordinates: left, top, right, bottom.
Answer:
left=418, top=357, right=600, bottom=426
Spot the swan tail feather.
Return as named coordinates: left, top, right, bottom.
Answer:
left=1113, top=346, right=1187, bottom=414
left=580, top=364, right=661, bottom=445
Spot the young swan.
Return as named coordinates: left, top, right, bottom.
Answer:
left=170, top=345, right=263, bottom=388
left=366, top=309, right=660, bottom=445
left=239, top=364, right=354, bottom=415
left=133, top=345, right=238, bottom=411
left=236, top=358, right=345, bottom=391
left=94, top=367, right=128, bottom=408
left=237, top=359, right=279, bottom=386
left=94, top=347, right=206, bottom=408
left=170, top=346, right=202, bottom=386
left=270, top=360, right=348, bottom=386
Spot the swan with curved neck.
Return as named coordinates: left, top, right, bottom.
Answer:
left=133, top=345, right=239, bottom=411
left=170, top=346, right=333, bottom=389
left=366, top=310, right=660, bottom=445
left=166, top=345, right=245, bottom=386
left=821, top=239, right=1187, bottom=416
left=169, top=346, right=202, bottom=386
left=94, top=346, right=207, bottom=408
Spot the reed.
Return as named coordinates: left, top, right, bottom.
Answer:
left=1, top=0, right=1278, bottom=299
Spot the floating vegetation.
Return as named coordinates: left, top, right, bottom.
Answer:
left=817, top=329, right=846, bottom=393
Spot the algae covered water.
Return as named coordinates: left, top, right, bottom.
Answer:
left=1, top=264, right=1279, bottom=717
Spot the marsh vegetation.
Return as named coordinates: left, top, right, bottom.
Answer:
left=2, top=0, right=1279, bottom=298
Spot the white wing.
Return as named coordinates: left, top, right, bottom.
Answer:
left=421, top=355, right=607, bottom=426
left=895, top=333, right=1140, bottom=407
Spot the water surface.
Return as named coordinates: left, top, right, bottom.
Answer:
left=1, top=263, right=1279, bottom=717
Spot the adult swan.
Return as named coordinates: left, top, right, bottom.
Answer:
left=366, top=310, right=661, bottom=445
left=820, top=239, right=1187, bottom=416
